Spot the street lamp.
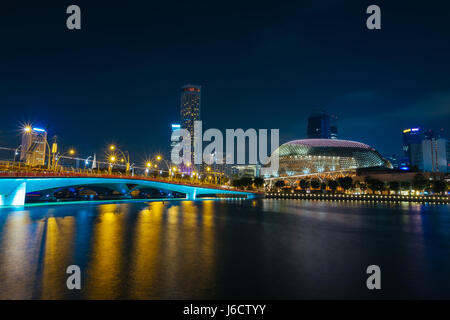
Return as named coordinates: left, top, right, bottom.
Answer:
left=145, top=161, right=152, bottom=176
left=148, top=154, right=172, bottom=178
left=54, top=149, right=76, bottom=171
left=108, top=155, right=116, bottom=174
left=84, top=156, right=92, bottom=169
left=12, top=145, right=24, bottom=166
left=109, top=144, right=130, bottom=175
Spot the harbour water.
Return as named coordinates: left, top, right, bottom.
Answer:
left=0, top=199, right=449, bottom=299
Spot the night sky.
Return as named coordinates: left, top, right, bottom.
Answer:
left=1, top=0, right=449, bottom=163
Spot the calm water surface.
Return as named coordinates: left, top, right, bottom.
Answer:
left=0, top=199, right=449, bottom=299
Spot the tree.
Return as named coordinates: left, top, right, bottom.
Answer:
left=389, top=181, right=400, bottom=193
left=299, top=179, right=310, bottom=190
left=240, top=177, right=253, bottom=188
left=367, top=178, right=384, bottom=193
left=220, top=176, right=230, bottom=185
left=253, top=177, right=264, bottom=188
left=432, top=180, right=447, bottom=194
left=412, top=173, right=428, bottom=192
left=327, top=180, right=338, bottom=193
left=338, top=176, right=353, bottom=192
left=310, top=179, right=320, bottom=190
left=357, top=181, right=368, bottom=194
left=274, top=180, right=285, bottom=190
left=231, top=179, right=242, bottom=188
left=401, top=181, right=411, bottom=192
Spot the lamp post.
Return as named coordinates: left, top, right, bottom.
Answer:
left=145, top=161, right=152, bottom=176
left=109, top=145, right=130, bottom=175
left=147, top=155, right=172, bottom=178
left=53, top=149, right=76, bottom=171
left=12, top=145, right=24, bottom=167
left=108, top=155, right=117, bottom=174
left=84, top=156, right=92, bottom=172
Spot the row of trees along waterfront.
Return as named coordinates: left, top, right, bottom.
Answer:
left=271, top=174, right=448, bottom=195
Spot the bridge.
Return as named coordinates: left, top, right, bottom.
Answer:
left=0, top=173, right=260, bottom=207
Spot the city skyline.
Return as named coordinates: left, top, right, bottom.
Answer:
left=0, top=0, right=450, bottom=304
left=1, top=1, right=449, bottom=158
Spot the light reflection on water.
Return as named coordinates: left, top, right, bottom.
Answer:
left=0, top=199, right=449, bottom=299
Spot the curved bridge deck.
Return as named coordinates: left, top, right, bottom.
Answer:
left=0, top=172, right=261, bottom=206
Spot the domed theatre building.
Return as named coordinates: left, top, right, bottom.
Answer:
left=267, top=139, right=392, bottom=179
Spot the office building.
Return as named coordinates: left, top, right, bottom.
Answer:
left=180, top=84, right=201, bottom=169
left=20, top=127, right=48, bottom=166
left=402, top=127, right=423, bottom=168
left=307, top=111, right=338, bottom=139
left=403, top=127, right=449, bottom=173
left=170, top=123, right=181, bottom=149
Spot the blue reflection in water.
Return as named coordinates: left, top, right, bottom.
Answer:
left=0, top=200, right=449, bottom=299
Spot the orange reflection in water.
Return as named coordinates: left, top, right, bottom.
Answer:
left=85, top=204, right=126, bottom=299
left=41, top=215, right=76, bottom=299
left=129, top=202, right=164, bottom=299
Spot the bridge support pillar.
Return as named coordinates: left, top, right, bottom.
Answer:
left=0, top=181, right=27, bottom=207
left=186, top=189, right=197, bottom=200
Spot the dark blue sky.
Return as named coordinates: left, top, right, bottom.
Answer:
left=1, top=0, right=449, bottom=163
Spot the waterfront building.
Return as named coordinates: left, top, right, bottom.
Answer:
left=267, top=138, right=391, bottom=178
left=20, top=127, right=48, bottom=166
left=231, top=164, right=262, bottom=178
left=307, top=111, right=338, bottom=139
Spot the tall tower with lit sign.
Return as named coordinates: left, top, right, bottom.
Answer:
left=180, top=84, right=201, bottom=168
left=402, top=127, right=422, bottom=168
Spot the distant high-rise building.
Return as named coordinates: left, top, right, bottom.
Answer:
left=307, top=111, right=338, bottom=139
left=21, top=127, right=48, bottom=166
left=402, top=127, right=423, bottom=167
left=421, top=138, right=447, bottom=172
left=170, top=123, right=181, bottom=149
left=180, top=84, right=201, bottom=168
left=402, top=127, right=449, bottom=173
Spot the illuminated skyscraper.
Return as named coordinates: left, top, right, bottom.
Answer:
left=307, top=111, right=338, bottom=139
left=180, top=84, right=201, bottom=167
left=21, top=127, right=48, bottom=166
left=402, top=127, right=423, bottom=168
left=180, top=85, right=201, bottom=138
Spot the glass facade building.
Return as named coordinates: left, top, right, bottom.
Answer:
left=180, top=84, right=201, bottom=169
left=180, top=85, right=201, bottom=140
left=307, top=112, right=338, bottom=139
left=268, top=139, right=391, bottom=177
left=402, top=127, right=422, bottom=167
